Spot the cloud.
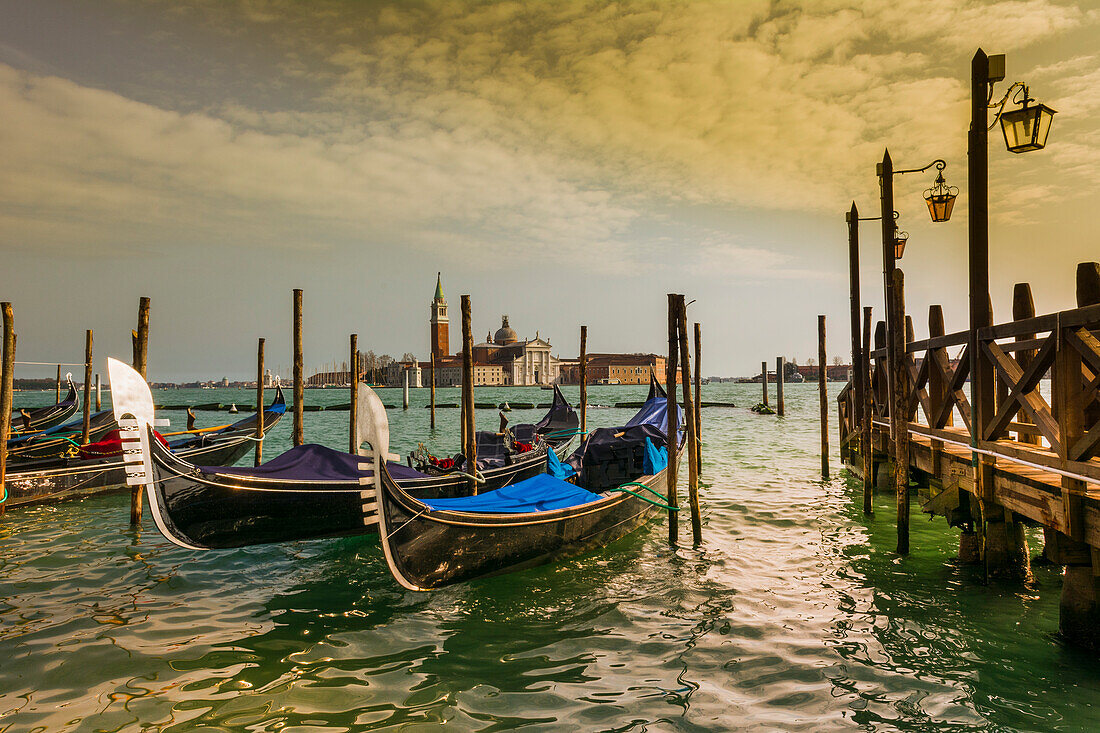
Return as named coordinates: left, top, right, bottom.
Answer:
left=0, top=0, right=1095, bottom=274
left=687, top=236, right=835, bottom=281
left=0, top=63, right=639, bottom=268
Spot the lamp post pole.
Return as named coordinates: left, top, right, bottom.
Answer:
left=846, top=202, right=865, bottom=486
left=878, top=150, right=897, bottom=457
left=969, top=49, right=996, bottom=465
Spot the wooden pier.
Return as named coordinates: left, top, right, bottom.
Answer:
left=838, top=261, right=1100, bottom=650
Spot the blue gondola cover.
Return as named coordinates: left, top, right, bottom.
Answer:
left=643, top=438, right=667, bottom=475
left=421, top=473, right=601, bottom=513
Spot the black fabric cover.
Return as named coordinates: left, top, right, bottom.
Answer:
left=201, top=443, right=430, bottom=481
left=534, top=385, right=578, bottom=436
left=512, top=424, right=537, bottom=444
left=566, top=424, right=668, bottom=492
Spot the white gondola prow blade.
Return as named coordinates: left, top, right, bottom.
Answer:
left=356, top=383, right=390, bottom=481
left=106, top=357, right=164, bottom=490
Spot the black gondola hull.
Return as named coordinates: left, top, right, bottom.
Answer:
left=9, top=382, right=79, bottom=436
left=375, top=460, right=670, bottom=590
left=2, top=433, right=263, bottom=508
left=1, top=393, right=285, bottom=509
left=142, top=439, right=573, bottom=550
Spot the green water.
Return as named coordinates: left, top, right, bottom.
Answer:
left=3, top=383, right=1100, bottom=731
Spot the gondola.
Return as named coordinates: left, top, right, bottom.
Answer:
left=1, top=387, right=286, bottom=509
left=8, top=378, right=80, bottom=436
left=106, top=359, right=579, bottom=550
left=4, top=409, right=119, bottom=463
left=371, top=375, right=683, bottom=590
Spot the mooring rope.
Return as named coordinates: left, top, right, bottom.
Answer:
left=607, top=482, right=679, bottom=510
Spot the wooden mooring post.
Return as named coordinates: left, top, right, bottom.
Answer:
left=666, top=294, right=679, bottom=544
left=429, top=352, right=436, bottom=430
left=255, top=338, right=265, bottom=466
left=675, top=296, right=702, bottom=544
left=890, top=271, right=909, bottom=554
left=349, top=335, right=358, bottom=453
left=95, top=373, right=101, bottom=411
left=579, top=326, right=588, bottom=436
left=293, top=289, right=304, bottom=447
left=761, top=361, right=769, bottom=407
left=818, top=315, right=828, bottom=478
left=130, top=296, right=150, bottom=526
left=1, top=303, right=15, bottom=516
left=694, top=323, right=702, bottom=469
left=55, top=364, right=61, bottom=403
left=403, top=369, right=410, bottom=410
left=776, top=356, right=785, bottom=417
left=1059, top=262, right=1100, bottom=648
left=861, top=306, right=872, bottom=514
left=461, top=295, right=476, bottom=492
left=81, top=330, right=93, bottom=444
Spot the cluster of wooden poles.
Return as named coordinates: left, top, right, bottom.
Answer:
left=664, top=293, right=704, bottom=545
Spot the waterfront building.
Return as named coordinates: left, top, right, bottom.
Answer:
left=430, top=356, right=504, bottom=387
left=559, top=353, right=669, bottom=384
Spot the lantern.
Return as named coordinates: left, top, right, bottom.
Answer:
left=1000, top=97, right=1056, bottom=154
left=923, top=172, right=958, bottom=222
left=894, top=229, right=908, bottom=260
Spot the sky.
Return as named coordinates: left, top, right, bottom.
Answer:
left=1, top=0, right=1098, bottom=381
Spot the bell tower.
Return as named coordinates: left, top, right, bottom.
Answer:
left=430, top=272, right=449, bottom=359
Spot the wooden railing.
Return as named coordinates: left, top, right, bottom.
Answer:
left=840, top=267, right=1100, bottom=485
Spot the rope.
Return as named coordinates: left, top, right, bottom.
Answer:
left=544, top=428, right=583, bottom=439
left=617, top=481, right=669, bottom=501
left=14, top=361, right=86, bottom=366
left=606, top=483, right=679, bottom=510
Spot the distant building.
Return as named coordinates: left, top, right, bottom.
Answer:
left=429, top=356, right=504, bottom=386
left=469, top=316, right=559, bottom=385
left=559, top=353, right=672, bottom=384
left=795, top=364, right=851, bottom=381
left=384, top=360, right=422, bottom=388
left=430, top=272, right=449, bottom=360
left=264, top=369, right=273, bottom=387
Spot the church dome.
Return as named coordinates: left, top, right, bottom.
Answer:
left=494, top=315, right=518, bottom=345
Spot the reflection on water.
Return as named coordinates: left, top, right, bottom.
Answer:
left=3, top=383, right=1100, bottom=731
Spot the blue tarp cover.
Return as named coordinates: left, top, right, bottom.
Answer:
left=422, top=473, right=602, bottom=513
left=546, top=447, right=576, bottom=480
left=200, top=443, right=429, bottom=480
left=624, top=396, right=683, bottom=437
left=643, top=438, right=667, bottom=475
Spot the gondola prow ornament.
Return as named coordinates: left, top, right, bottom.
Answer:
left=107, top=358, right=173, bottom=529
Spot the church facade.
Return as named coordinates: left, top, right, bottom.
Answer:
left=473, top=316, right=560, bottom=386
left=426, top=276, right=560, bottom=385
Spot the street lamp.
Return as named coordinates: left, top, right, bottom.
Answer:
left=997, top=86, right=1057, bottom=153
left=894, top=227, right=909, bottom=260
left=924, top=171, right=958, bottom=222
